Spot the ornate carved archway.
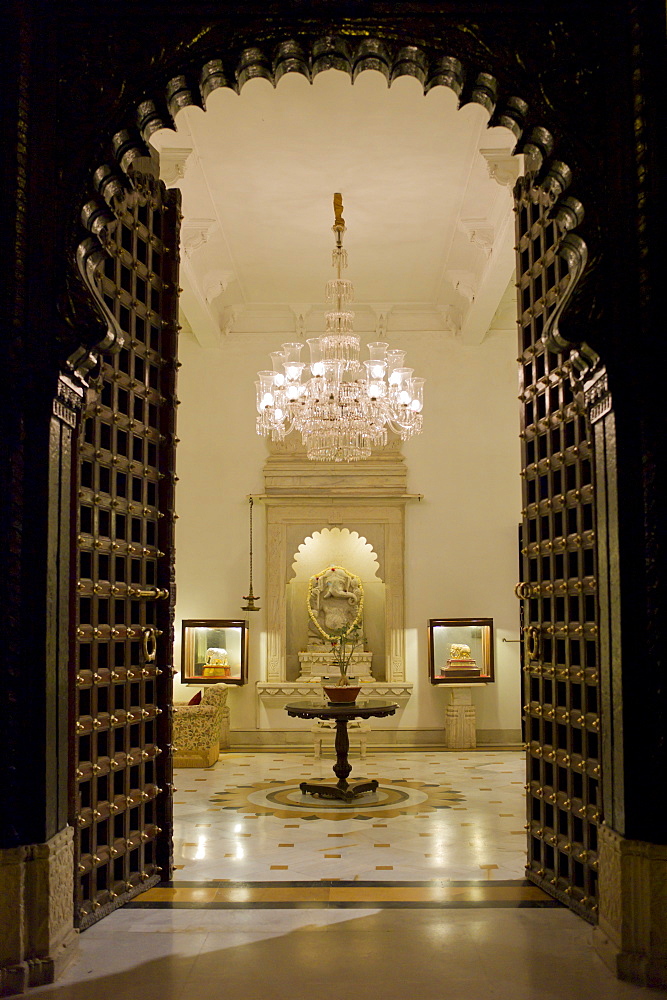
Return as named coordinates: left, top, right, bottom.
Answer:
left=61, top=27, right=606, bottom=922
left=11, top=8, right=661, bottom=992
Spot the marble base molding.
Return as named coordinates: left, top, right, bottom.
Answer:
left=0, top=826, right=78, bottom=997
left=230, top=728, right=449, bottom=748
left=593, top=824, right=667, bottom=987
left=227, top=728, right=520, bottom=749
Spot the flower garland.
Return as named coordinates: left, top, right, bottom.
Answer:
left=307, top=565, right=364, bottom=641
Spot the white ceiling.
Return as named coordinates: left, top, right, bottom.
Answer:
left=151, top=68, right=520, bottom=347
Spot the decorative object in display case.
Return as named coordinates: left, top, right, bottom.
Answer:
left=428, top=618, right=494, bottom=684
left=181, top=619, right=248, bottom=684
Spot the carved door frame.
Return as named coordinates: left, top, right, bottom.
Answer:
left=61, top=30, right=611, bottom=930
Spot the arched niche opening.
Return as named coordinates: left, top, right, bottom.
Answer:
left=287, top=527, right=386, bottom=680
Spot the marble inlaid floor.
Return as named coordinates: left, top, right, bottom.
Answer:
left=16, top=751, right=656, bottom=1000
left=171, top=749, right=527, bottom=882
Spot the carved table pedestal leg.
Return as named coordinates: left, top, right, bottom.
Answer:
left=300, top=718, right=378, bottom=802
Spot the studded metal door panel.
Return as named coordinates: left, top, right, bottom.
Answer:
left=74, top=184, right=180, bottom=927
left=516, top=178, right=601, bottom=923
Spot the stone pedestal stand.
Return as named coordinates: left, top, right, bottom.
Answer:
left=444, top=687, right=477, bottom=749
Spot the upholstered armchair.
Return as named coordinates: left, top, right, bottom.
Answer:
left=173, top=684, right=230, bottom=767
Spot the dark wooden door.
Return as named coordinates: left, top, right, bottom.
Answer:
left=515, top=174, right=601, bottom=922
left=74, top=178, right=180, bottom=927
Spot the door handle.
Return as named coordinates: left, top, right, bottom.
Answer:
left=524, top=626, right=541, bottom=660
left=130, top=587, right=169, bottom=600
left=142, top=627, right=157, bottom=662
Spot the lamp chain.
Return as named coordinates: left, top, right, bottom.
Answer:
left=242, top=496, right=260, bottom=611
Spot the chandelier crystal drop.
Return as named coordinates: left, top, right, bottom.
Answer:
left=255, top=194, right=425, bottom=462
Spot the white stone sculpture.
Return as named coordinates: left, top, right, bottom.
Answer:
left=205, top=647, right=228, bottom=666
left=307, top=565, right=363, bottom=645
left=300, top=564, right=372, bottom=680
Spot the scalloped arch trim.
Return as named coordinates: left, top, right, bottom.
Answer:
left=138, top=38, right=532, bottom=147
left=69, top=30, right=595, bottom=378
left=291, top=528, right=381, bottom=584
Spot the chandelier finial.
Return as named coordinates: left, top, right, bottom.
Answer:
left=333, top=192, right=345, bottom=234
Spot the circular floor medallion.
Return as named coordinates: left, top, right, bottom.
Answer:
left=210, top=779, right=464, bottom=820
left=252, top=783, right=423, bottom=811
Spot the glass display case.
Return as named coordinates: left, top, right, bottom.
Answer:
left=181, top=619, right=248, bottom=684
left=428, top=618, right=494, bottom=684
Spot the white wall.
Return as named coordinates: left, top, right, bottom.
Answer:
left=173, top=324, right=522, bottom=741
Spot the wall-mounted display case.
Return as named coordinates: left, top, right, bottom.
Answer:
left=428, top=618, right=494, bottom=684
left=181, top=619, right=248, bottom=684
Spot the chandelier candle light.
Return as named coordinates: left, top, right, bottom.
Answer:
left=255, top=194, right=425, bottom=462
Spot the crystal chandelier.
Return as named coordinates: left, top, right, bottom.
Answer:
left=255, top=194, right=425, bottom=462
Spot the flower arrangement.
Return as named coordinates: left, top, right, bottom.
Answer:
left=328, top=622, right=361, bottom=687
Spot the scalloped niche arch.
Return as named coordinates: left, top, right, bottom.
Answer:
left=286, top=528, right=385, bottom=680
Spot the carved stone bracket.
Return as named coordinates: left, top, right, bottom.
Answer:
left=446, top=269, right=476, bottom=306
left=459, top=218, right=495, bottom=258
left=181, top=218, right=216, bottom=256
left=53, top=372, right=85, bottom=429
left=479, top=148, right=521, bottom=188
left=159, top=147, right=193, bottom=187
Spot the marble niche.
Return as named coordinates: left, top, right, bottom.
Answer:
left=257, top=437, right=418, bottom=706
left=294, top=550, right=377, bottom=683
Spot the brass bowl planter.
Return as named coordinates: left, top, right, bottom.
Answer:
left=322, top=685, right=362, bottom=704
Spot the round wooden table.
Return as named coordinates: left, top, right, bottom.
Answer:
left=285, top=698, right=398, bottom=802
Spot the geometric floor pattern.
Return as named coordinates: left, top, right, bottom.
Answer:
left=23, top=753, right=654, bottom=1000
left=171, top=749, right=528, bottom=882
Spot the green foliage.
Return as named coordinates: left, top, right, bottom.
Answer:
left=328, top=622, right=361, bottom=678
